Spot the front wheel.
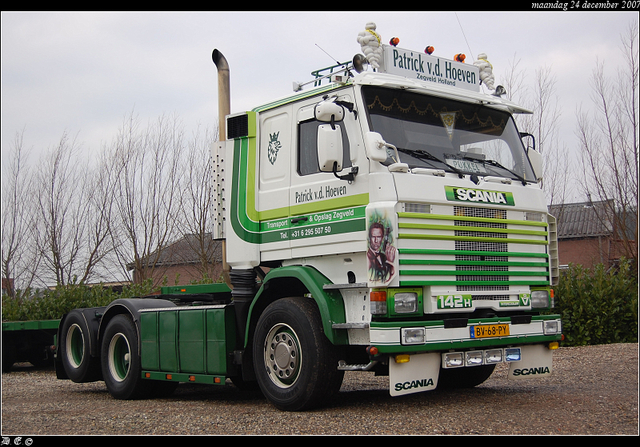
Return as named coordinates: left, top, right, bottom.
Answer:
left=253, top=297, right=344, bottom=411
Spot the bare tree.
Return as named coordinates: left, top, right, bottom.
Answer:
left=109, top=112, right=186, bottom=286
left=3, top=112, right=215, bottom=290
left=504, top=57, right=574, bottom=207
left=1, top=130, right=38, bottom=293
left=532, top=66, right=573, bottom=207
left=576, top=22, right=638, bottom=266
left=173, top=125, right=221, bottom=281
left=30, top=132, right=95, bottom=286
left=503, top=54, right=528, bottom=107
left=79, top=144, right=120, bottom=284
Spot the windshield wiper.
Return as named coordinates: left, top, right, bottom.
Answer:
left=480, top=159, right=528, bottom=186
left=397, top=148, right=465, bottom=178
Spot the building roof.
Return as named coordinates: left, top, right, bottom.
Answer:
left=549, top=200, right=614, bottom=239
left=127, top=233, right=223, bottom=270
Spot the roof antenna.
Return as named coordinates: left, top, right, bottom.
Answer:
left=455, top=13, right=475, bottom=61
left=293, top=44, right=350, bottom=92
left=315, top=44, right=341, bottom=65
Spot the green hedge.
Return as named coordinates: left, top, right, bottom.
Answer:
left=2, top=280, right=157, bottom=322
left=551, top=258, right=638, bottom=347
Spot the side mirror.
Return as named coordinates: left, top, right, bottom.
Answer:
left=317, top=124, right=343, bottom=172
left=365, top=132, right=391, bottom=162
left=528, top=148, right=543, bottom=181
left=315, top=98, right=344, bottom=127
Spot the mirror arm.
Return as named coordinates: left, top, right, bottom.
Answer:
left=336, top=100, right=357, bottom=119
left=333, top=162, right=358, bottom=182
left=519, top=132, right=536, bottom=153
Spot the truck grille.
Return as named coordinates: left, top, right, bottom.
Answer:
left=396, top=203, right=551, bottom=298
left=454, top=206, right=508, bottom=291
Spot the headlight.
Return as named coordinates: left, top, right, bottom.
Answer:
left=504, top=347, right=522, bottom=362
left=394, top=292, right=418, bottom=313
left=465, top=351, right=484, bottom=366
left=443, top=352, right=464, bottom=368
left=401, top=327, right=425, bottom=345
left=531, top=290, right=550, bottom=308
left=484, top=349, right=504, bottom=364
left=543, top=320, right=561, bottom=335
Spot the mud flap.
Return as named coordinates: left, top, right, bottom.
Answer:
left=389, top=352, right=440, bottom=396
left=508, top=344, right=553, bottom=380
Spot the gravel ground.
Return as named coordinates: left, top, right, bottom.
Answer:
left=1, top=343, right=637, bottom=436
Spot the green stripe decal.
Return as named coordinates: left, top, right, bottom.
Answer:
left=252, top=84, right=343, bottom=113
left=397, top=248, right=549, bottom=258
left=399, top=270, right=549, bottom=276
left=397, top=233, right=548, bottom=245
left=397, top=212, right=549, bottom=227
left=231, top=137, right=261, bottom=243
left=399, top=280, right=550, bottom=286
left=399, top=259, right=549, bottom=267
left=398, top=222, right=548, bottom=236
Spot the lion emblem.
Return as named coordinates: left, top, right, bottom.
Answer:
left=268, top=132, right=281, bottom=165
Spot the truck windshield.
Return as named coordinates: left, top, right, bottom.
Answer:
left=362, top=86, right=537, bottom=182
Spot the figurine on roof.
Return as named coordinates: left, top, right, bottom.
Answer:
left=357, top=22, right=383, bottom=69
left=473, top=53, right=495, bottom=91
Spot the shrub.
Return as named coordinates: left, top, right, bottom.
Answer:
left=552, top=258, right=638, bottom=346
left=2, top=279, right=158, bottom=322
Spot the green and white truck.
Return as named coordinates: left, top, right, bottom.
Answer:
left=53, top=32, right=562, bottom=411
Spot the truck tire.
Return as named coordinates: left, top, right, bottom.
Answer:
left=437, top=364, right=496, bottom=389
left=253, top=297, right=344, bottom=411
left=59, top=310, right=101, bottom=382
left=101, top=314, right=148, bottom=399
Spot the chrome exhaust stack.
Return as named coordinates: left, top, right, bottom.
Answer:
left=212, top=49, right=230, bottom=141
left=212, top=49, right=231, bottom=286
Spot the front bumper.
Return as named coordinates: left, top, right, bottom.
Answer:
left=370, top=314, right=562, bottom=354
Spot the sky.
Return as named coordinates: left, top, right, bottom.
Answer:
left=1, top=11, right=638, bottom=182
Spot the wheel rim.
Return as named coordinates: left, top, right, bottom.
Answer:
left=65, top=323, right=85, bottom=368
left=263, top=323, right=301, bottom=389
left=108, top=332, right=131, bottom=382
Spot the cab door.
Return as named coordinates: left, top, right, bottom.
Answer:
left=289, top=93, right=369, bottom=259
left=255, top=106, right=294, bottom=262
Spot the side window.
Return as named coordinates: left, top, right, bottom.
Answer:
left=298, top=119, right=351, bottom=176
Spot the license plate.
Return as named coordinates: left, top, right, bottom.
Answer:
left=470, top=323, right=509, bottom=338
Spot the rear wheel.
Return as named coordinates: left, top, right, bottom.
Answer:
left=101, top=314, right=147, bottom=399
left=59, top=310, right=101, bottom=382
left=253, top=297, right=344, bottom=411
